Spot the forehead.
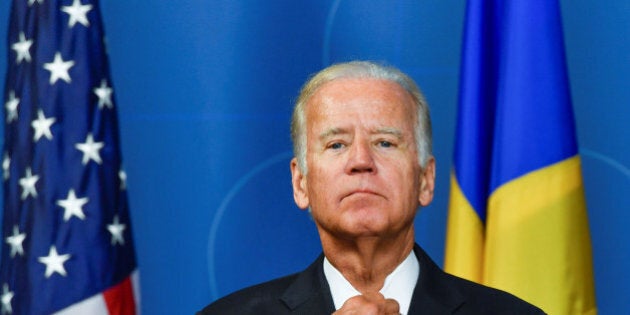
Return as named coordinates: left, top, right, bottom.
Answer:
left=305, top=78, right=417, bottom=126
left=311, top=77, right=410, bottom=100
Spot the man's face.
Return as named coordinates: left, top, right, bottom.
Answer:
left=290, top=78, right=435, bottom=239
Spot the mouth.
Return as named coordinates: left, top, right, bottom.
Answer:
left=342, top=189, right=382, bottom=200
left=339, top=189, right=385, bottom=211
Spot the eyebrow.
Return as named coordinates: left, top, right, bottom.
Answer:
left=318, top=128, right=346, bottom=141
left=318, top=127, right=403, bottom=141
left=373, top=127, right=403, bottom=139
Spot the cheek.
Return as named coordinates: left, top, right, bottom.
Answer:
left=307, top=170, right=337, bottom=202
left=390, top=165, right=421, bottom=197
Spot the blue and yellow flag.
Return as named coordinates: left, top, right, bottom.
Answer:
left=444, top=1, right=597, bottom=314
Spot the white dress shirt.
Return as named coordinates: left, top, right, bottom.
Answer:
left=323, top=250, right=419, bottom=315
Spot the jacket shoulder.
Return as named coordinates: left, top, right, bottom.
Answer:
left=440, top=272, right=546, bottom=314
left=196, top=273, right=298, bottom=315
left=411, top=244, right=545, bottom=314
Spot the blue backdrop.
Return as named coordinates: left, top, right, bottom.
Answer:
left=0, top=1, right=628, bottom=314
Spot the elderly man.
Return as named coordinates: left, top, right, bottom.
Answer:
left=198, top=61, right=544, bottom=314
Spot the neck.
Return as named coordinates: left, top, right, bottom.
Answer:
left=319, top=227, right=415, bottom=294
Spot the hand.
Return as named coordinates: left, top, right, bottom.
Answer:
left=332, top=292, right=400, bottom=315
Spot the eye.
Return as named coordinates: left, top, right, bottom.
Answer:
left=329, top=142, right=345, bottom=150
left=377, top=140, right=394, bottom=148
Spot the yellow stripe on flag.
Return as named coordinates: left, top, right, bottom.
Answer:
left=485, top=156, right=596, bottom=315
left=444, top=173, right=484, bottom=283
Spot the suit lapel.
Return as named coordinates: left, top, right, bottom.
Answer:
left=280, top=254, right=336, bottom=314
left=407, top=244, right=465, bottom=314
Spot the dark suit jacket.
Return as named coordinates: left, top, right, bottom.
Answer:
left=198, top=244, right=545, bottom=314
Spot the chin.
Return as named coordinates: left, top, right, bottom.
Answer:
left=340, top=217, right=391, bottom=236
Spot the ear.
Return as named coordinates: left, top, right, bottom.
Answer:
left=290, top=158, right=310, bottom=209
left=418, top=157, right=436, bottom=207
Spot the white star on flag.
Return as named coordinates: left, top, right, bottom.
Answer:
left=107, top=215, right=126, bottom=246
left=75, top=133, right=104, bottom=165
left=5, top=226, right=26, bottom=258
left=2, top=153, right=10, bottom=181
left=57, top=189, right=89, bottom=221
left=38, top=246, right=71, bottom=278
left=119, top=169, right=127, bottom=190
left=61, top=0, right=93, bottom=28
left=11, top=32, right=33, bottom=64
left=43, top=52, right=75, bottom=84
left=5, top=90, right=19, bottom=123
left=94, top=79, right=113, bottom=109
left=31, top=109, right=56, bottom=141
left=19, top=167, right=39, bottom=200
left=1, top=284, right=13, bottom=315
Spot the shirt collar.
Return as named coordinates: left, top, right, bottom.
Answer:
left=323, top=250, right=419, bottom=315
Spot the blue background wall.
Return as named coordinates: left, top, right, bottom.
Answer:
left=0, top=1, right=628, bottom=314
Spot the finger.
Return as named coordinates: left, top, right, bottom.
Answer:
left=333, top=295, right=370, bottom=314
left=333, top=294, right=401, bottom=315
left=361, top=292, right=399, bottom=314
left=361, top=291, right=385, bottom=302
left=382, top=297, right=400, bottom=314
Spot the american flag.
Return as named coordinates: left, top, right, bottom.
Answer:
left=1, top=0, right=139, bottom=314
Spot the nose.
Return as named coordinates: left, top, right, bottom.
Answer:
left=345, top=141, right=375, bottom=174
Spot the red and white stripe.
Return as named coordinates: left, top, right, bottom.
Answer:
left=54, top=270, right=140, bottom=315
